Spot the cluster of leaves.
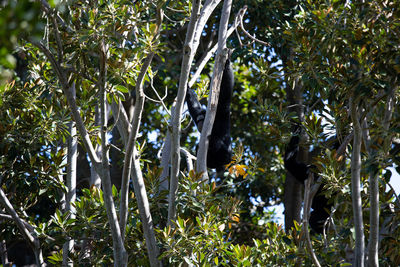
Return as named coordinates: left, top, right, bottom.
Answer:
left=159, top=170, right=300, bottom=266
left=0, top=80, right=68, bottom=221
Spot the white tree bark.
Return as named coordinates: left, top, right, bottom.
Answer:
left=99, top=40, right=127, bottom=265
left=119, top=51, right=161, bottom=267
left=196, top=0, right=232, bottom=179
left=118, top=8, right=163, bottom=266
left=366, top=84, right=396, bottom=267
left=90, top=105, right=102, bottom=188
left=168, top=0, right=202, bottom=227
left=350, top=96, right=365, bottom=267
left=62, top=84, right=78, bottom=267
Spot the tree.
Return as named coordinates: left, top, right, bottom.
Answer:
left=1, top=0, right=400, bottom=266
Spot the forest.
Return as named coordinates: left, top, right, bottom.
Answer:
left=0, top=0, right=400, bottom=266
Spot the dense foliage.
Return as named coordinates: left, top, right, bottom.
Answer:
left=1, top=0, right=399, bottom=265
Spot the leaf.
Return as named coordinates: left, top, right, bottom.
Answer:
left=115, top=85, right=129, bottom=93
left=231, top=215, right=240, bottom=223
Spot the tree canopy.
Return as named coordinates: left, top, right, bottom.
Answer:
left=0, top=0, right=400, bottom=266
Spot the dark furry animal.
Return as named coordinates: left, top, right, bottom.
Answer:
left=284, top=133, right=335, bottom=234
left=186, top=58, right=234, bottom=170
left=284, top=134, right=310, bottom=183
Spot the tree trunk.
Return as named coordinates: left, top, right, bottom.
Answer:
left=350, top=97, right=365, bottom=267
left=284, top=78, right=306, bottom=232
left=62, top=84, right=78, bottom=266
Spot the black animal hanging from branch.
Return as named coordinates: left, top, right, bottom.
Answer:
left=186, top=57, right=234, bottom=171
left=284, top=130, right=337, bottom=234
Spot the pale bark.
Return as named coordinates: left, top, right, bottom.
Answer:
left=90, top=105, right=102, bottom=188
left=119, top=8, right=163, bottom=266
left=167, top=0, right=226, bottom=226
left=62, top=84, right=78, bottom=267
left=99, top=40, right=127, bottom=265
left=119, top=51, right=160, bottom=267
left=366, top=84, right=396, bottom=267
left=350, top=96, right=365, bottom=267
left=168, top=0, right=202, bottom=227
left=196, top=0, right=232, bottom=179
left=34, top=35, right=126, bottom=266
left=159, top=129, right=171, bottom=192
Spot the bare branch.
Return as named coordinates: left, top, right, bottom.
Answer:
left=110, top=99, right=131, bottom=145
left=235, top=6, right=270, bottom=46
left=189, top=20, right=238, bottom=88
left=119, top=7, right=163, bottom=266
left=302, top=174, right=322, bottom=267
left=98, top=40, right=127, bottom=265
left=63, top=84, right=77, bottom=266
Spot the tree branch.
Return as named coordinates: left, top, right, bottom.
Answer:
left=302, top=174, right=321, bottom=267
left=62, top=83, right=77, bottom=266
left=119, top=7, right=163, bottom=266
left=168, top=0, right=202, bottom=228
left=0, top=189, right=44, bottom=265
left=99, top=39, right=127, bottom=265
left=196, top=0, right=232, bottom=180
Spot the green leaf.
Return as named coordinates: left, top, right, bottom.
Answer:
left=115, top=85, right=130, bottom=93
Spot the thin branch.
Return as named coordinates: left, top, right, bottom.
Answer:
left=39, top=0, right=73, bottom=33
left=63, top=83, right=77, bottom=266
left=0, top=189, right=44, bottom=265
left=302, top=174, right=321, bottom=267
left=111, top=99, right=131, bottom=145
left=99, top=39, right=127, bottom=265
left=33, top=41, right=100, bottom=167
left=119, top=7, right=163, bottom=266
left=235, top=6, right=270, bottom=46
left=145, top=77, right=170, bottom=116
left=180, top=148, right=196, bottom=172
left=189, top=19, right=238, bottom=88
left=192, top=0, right=223, bottom=55
left=120, top=52, right=155, bottom=237
left=0, top=213, right=34, bottom=232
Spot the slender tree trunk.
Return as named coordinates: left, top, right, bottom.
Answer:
left=350, top=97, right=365, bottom=267
left=167, top=0, right=223, bottom=226
left=168, top=0, right=202, bottom=227
left=367, top=83, right=396, bottom=267
left=196, top=0, right=232, bottom=178
left=303, top=174, right=321, bottom=267
left=99, top=40, right=127, bottom=266
left=63, top=85, right=77, bottom=266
